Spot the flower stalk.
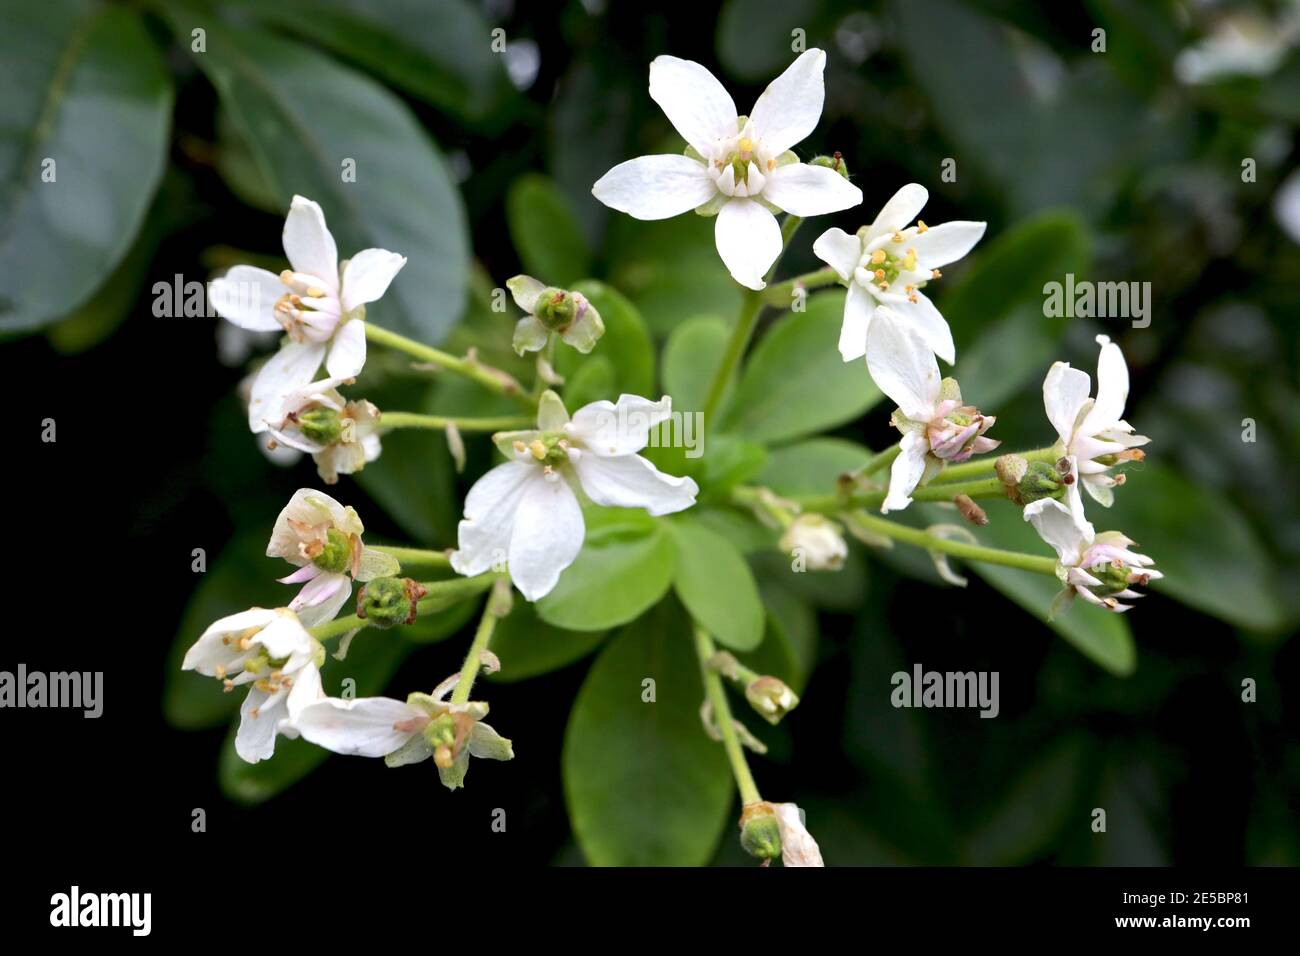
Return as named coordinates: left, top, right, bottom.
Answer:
left=694, top=626, right=762, bottom=806
left=843, top=511, right=1059, bottom=574
left=762, top=265, right=841, bottom=305
left=308, top=573, right=500, bottom=642
left=379, top=411, right=534, bottom=432
left=364, top=322, right=532, bottom=407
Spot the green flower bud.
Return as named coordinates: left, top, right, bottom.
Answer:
left=1017, top=460, right=1068, bottom=505
left=810, top=151, right=850, bottom=179
left=296, top=405, right=344, bottom=445
left=739, top=803, right=783, bottom=861
left=535, top=287, right=577, bottom=332
left=356, top=576, right=428, bottom=628
left=313, top=528, right=354, bottom=574
left=745, top=676, right=801, bottom=725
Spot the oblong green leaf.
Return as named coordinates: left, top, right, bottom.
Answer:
left=0, top=0, right=172, bottom=332
left=507, top=173, right=591, bottom=287
left=487, top=599, right=608, bottom=683
left=722, top=290, right=882, bottom=444
left=663, top=315, right=728, bottom=414
left=563, top=600, right=732, bottom=865
left=670, top=518, right=764, bottom=651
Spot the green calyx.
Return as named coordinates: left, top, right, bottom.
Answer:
left=1017, top=460, right=1069, bottom=505
left=296, top=405, right=344, bottom=445
left=739, top=809, right=783, bottom=861
left=423, top=712, right=457, bottom=749
left=1089, top=560, right=1135, bottom=595
left=810, top=152, right=850, bottom=179
left=356, top=576, right=427, bottom=628
left=535, top=288, right=577, bottom=332
left=312, top=528, right=354, bottom=574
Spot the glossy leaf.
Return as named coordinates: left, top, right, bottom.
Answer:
left=506, top=173, right=591, bottom=286
left=669, top=518, right=764, bottom=651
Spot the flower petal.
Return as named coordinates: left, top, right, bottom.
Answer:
left=773, top=803, right=825, bottom=867
left=812, top=226, right=862, bottom=281
left=566, top=394, right=673, bottom=456
left=289, top=571, right=352, bottom=627
left=512, top=314, right=550, bottom=355
left=341, top=248, right=406, bottom=313
left=282, top=196, right=339, bottom=291
left=181, top=607, right=280, bottom=674
left=762, top=162, right=862, bottom=216
left=592, top=154, right=716, bottom=220
left=325, top=318, right=366, bottom=378
left=1042, top=361, right=1092, bottom=446
left=887, top=292, right=955, bottom=365
left=715, top=198, right=782, bottom=290
left=865, top=308, right=941, bottom=421
left=748, top=49, right=826, bottom=155
left=909, top=220, right=986, bottom=268
left=571, top=450, right=699, bottom=516
left=248, top=342, right=326, bottom=433
left=294, top=696, right=421, bottom=758
left=881, top=430, right=928, bottom=513
left=837, top=280, right=875, bottom=362
left=508, top=476, right=584, bottom=601
left=209, top=266, right=284, bottom=331
left=451, top=461, right=539, bottom=577
left=1023, top=498, right=1087, bottom=565
left=648, top=55, right=738, bottom=156
left=1080, top=334, right=1129, bottom=434
left=467, top=721, right=515, bottom=761
left=869, top=183, right=928, bottom=235
left=506, top=274, right=547, bottom=313
left=236, top=687, right=286, bottom=763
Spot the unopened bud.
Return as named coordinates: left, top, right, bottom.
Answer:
left=745, top=676, right=800, bottom=725
left=810, top=151, right=850, bottom=179
left=954, top=494, right=988, bottom=526
left=356, top=576, right=428, bottom=628
left=739, top=802, right=783, bottom=861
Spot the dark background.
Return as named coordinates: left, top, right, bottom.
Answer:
left=3, top=0, right=1299, bottom=904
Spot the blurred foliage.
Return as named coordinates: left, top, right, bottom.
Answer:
left=6, top=0, right=1298, bottom=866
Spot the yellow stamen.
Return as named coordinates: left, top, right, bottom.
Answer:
left=528, top=440, right=547, bottom=460
left=917, top=220, right=929, bottom=233
left=870, top=249, right=886, bottom=265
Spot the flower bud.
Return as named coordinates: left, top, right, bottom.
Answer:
left=1017, top=459, right=1069, bottom=505
left=810, top=151, right=850, bottom=179
left=779, top=513, right=847, bottom=570
left=739, top=802, right=783, bottom=861
left=356, top=576, right=429, bottom=628
left=745, top=676, right=800, bottom=725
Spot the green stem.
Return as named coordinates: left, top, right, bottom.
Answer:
left=794, top=475, right=1009, bottom=513
left=450, top=596, right=503, bottom=705
left=845, top=511, right=1059, bottom=575
left=694, top=626, right=761, bottom=805
left=307, top=573, right=498, bottom=642
left=932, top=446, right=1060, bottom=483
left=847, top=445, right=902, bottom=483
left=364, top=322, right=533, bottom=407
left=762, top=266, right=841, bottom=306
left=371, top=545, right=451, bottom=567
left=380, top=411, right=533, bottom=432
left=701, top=215, right=803, bottom=427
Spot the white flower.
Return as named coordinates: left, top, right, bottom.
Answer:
left=267, top=489, right=400, bottom=627
left=1024, top=457, right=1162, bottom=614
left=772, top=803, right=824, bottom=867
left=1042, top=334, right=1149, bottom=507
left=1174, top=9, right=1300, bottom=84
left=181, top=607, right=324, bottom=763
left=208, top=195, right=407, bottom=434
left=813, top=183, right=985, bottom=364
left=294, top=674, right=513, bottom=791
left=450, top=391, right=699, bottom=601
left=506, top=275, right=604, bottom=355
left=779, top=513, right=847, bottom=570
left=592, top=49, right=862, bottom=290
left=266, top=376, right=382, bottom=485
left=866, top=310, right=999, bottom=513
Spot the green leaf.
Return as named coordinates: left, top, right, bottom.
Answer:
left=487, top=599, right=608, bottom=683
left=216, top=0, right=515, bottom=127
left=219, top=632, right=410, bottom=804
left=722, top=290, right=882, bottom=444
left=663, top=315, right=728, bottom=414
left=716, top=0, right=827, bottom=81
left=757, top=437, right=874, bottom=496
left=669, top=518, right=764, bottom=651
left=1105, top=461, right=1287, bottom=633
left=0, top=0, right=172, bottom=333
left=506, top=173, right=591, bottom=287
left=563, top=600, right=732, bottom=865
left=562, top=355, right=616, bottom=411
left=178, top=16, right=469, bottom=343
left=554, top=280, right=654, bottom=398
left=537, top=510, right=676, bottom=631
left=164, top=531, right=288, bottom=730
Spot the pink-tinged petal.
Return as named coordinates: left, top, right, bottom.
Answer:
left=837, top=281, right=875, bottom=362
left=341, top=248, right=406, bottom=313
left=882, top=431, right=928, bottom=513
left=1080, top=334, right=1129, bottom=434
left=566, top=394, right=673, bottom=456
left=869, top=183, right=928, bottom=235
left=762, top=162, right=862, bottom=216
left=278, top=564, right=322, bottom=584
left=812, top=226, right=861, bottom=281
left=865, top=308, right=941, bottom=422
left=248, top=342, right=326, bottom=433
left=570, top=450, right=699, bottom=516
left=326, top=318, right=366, bottom=378
left=295, top=696, right=422, bottom=758
left=888, top=292, right=955, bottom=365
left=1042, top=361, right=1092, bottom=446
left=773, top=803, right=824, bottom=867
left=209, top=266, right=284, bottom=331
left=508, top=476, right=584, bottom=601
left=451, top=461, right=539, bottom=578
left=715, top=198, right=782, bottom=290
left=748, top=49, right=826, bottom=155
left=282, top=196, right=339, bottom=292
left=648, top=55, right=738, bottom=156
left=289, top=572, right=352, bottom=627
left=592, top=154, right=715, bottom=220
left=909, top=221, right=986, bottom=268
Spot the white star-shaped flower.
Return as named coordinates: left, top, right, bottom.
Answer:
left=867, top=310, right=999, bottom=513
left=266, top=376, right=382, bottom=485
left=1042, top=334, right=1149, bottom=506
left=813, top=183, right=985, bottom=364
left=450, top=391, right=698, bottom=601
left=181, top=607, right=324, bottom=763
left=592, top=49, right=862, bottom=290
left=208, top=195, right=406, bottom=434
left=266, top=489, right=400, bottom=627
